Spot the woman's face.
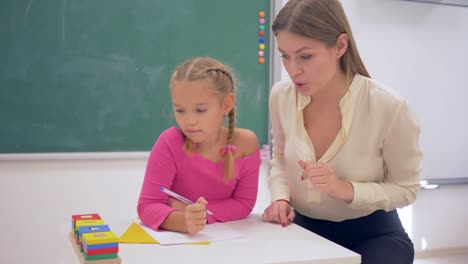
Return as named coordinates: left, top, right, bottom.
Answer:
left=276, top=31, right=342, bottom=97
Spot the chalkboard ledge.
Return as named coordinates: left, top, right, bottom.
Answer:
left=0, top=152, right=150, bottom=161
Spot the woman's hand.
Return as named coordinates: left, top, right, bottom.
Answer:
left=299, top=160, right=354, bottom=203
left=262, top=199, right=295, bottom=227
left=183, top=197, right=208, bottom=234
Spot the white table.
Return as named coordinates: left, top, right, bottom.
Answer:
left=3, top=210, right=360, bottom=264
left=108, top=214, right=360, bottom=264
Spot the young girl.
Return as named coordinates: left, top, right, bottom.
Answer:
left=137, top=57, right=261, bottom=234
left=262, top=0, right=422, bottom=263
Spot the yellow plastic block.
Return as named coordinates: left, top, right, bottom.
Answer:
left=82, top=231, right=119, bottom=245
left=75, top=219, right=105, bottom=231
left=69, top=232, right=121, bottom=264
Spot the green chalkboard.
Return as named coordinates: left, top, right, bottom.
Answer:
left=0, top=0, right=270, bottom=153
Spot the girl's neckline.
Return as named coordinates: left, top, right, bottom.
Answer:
left=189, top=147, right=259, bottom=164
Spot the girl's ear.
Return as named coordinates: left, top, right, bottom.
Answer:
left=336, top=33, right=348, bottom=59
left=223, top=93, right=235, bottom=114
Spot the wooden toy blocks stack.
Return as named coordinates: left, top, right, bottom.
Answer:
left=70, top=213, right=121, bottom=264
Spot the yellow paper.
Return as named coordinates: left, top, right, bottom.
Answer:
left=119, top=221, right=210, bottom=245
left=119, top=222, right=158, bottom=244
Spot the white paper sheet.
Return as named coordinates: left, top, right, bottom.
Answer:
left=136, top=220, right=246, bottom=245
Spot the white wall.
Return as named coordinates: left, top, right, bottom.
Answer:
left=0, top=156, right=271, bottom=221
left=276, top=0, right=468, bottom=180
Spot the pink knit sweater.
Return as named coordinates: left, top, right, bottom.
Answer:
left=137, top=127, right=261, bottom=230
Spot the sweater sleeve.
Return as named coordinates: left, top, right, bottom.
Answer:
left=267, top=82, right=291, bottom=202
left=205, top=150, right=261, bottom=223
left=349, top=100, right=423, bottom=211
left=137, top=129, right=178, bottom=230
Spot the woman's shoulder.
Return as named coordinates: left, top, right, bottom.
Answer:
left=270, top=80, right=296, bottom=111
left=232, top=128, right=260, bottom=158
left=357, top=75, right=414, bottom=122
left=361, top=75, right=406, bottom=106
left=270, top=80, right=295, bottom=98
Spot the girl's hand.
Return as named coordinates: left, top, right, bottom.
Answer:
left=184, top=197, right=208, bottom=234
left=299, top=160, right=354, bottom=203
left=262, top=200, right=295, bottom=227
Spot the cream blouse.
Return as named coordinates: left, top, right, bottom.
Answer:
left=268, top=74, right=423, bottom=221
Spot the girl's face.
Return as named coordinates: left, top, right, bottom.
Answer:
left=171, top=79, right=233, bottom=144
left=276, top=31, right=342, bottom=97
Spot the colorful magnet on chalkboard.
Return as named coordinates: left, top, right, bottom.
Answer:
left=257, top=10, right=267, bottom=65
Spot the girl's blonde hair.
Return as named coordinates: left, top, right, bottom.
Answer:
left=170, top=57, right=236, bottom=181
left=272, top=0, right=370, bottom=81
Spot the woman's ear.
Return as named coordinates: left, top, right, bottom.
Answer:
left=223, top=93, right=235, bottom=114
left=336, top=33, right=349, bottom=59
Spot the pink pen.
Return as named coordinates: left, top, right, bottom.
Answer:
left=160, top=186, right=214, bottom=215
